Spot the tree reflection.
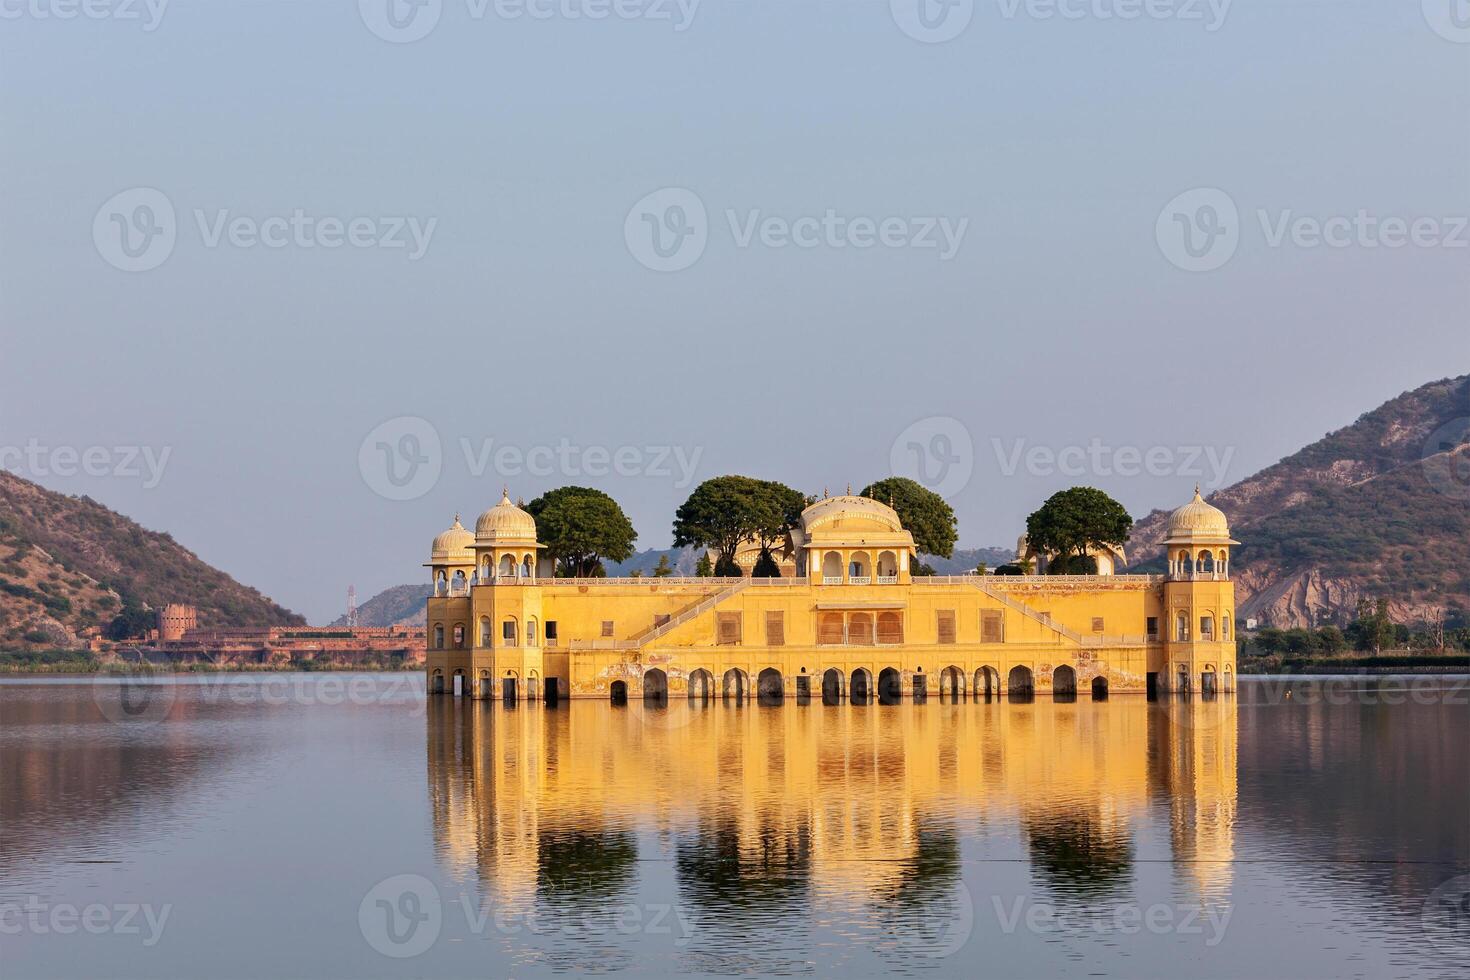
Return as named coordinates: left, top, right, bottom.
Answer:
left=1025, top=812, right=1134, bottom=898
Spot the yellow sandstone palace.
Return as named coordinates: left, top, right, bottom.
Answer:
left=425, top=488, right=1237, bottom=702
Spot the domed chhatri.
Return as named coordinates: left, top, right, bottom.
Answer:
left=475, top=489, right=538, bottom=544
left=1163, top=486, right=1238, bottom=544
left=430, top=515, right=475, bottom=562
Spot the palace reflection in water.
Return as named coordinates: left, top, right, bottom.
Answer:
left=426, top=696, right=1238, bottom=970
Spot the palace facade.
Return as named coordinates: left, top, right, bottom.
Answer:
left=424, top=489, right=1238, bottom=702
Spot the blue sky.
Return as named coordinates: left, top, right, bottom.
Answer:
left=1, top=1, right=1466, bottom=621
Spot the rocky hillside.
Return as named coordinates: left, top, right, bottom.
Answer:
left=330, top=583, right=430, bottom=629
left=1128, top=375, right=1470, bottom=628
left=0, top=471, right=303, bottom=648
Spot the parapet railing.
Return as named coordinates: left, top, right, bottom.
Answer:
left=636, top=579, right=755, bottom=648
left=924, top=574, right=1164, bottom=586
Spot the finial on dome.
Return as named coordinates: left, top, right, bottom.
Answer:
left=846, top=483, right=852, bottom=495
left=823, top=487, right=829, bottom=499
left=1195, top=483, right=1202, bottom=498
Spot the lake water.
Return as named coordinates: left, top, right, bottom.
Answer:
left=1, top=674, right=1467, bottom=979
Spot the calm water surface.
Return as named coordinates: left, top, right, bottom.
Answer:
left=1, top=674, right=1467, bottom=979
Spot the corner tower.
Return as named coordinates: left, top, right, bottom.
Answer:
left=1159, top=487, right=1239, bottom=694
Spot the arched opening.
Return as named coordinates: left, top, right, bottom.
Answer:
left=722, top=668, right=748, bottom=702
left=451, top=569, right=467, bottom=593
left=688, top=668, right=714, bottom=701
left=850, top=668, right=872, bottom=705
left=609, top=680, right=628, bottom=704
left=502, top=617, right=518, bottom=646
left=1175, top=611, right=1189, bottom=642
left=848, top=551, right=871, bottom=582
left=433, top=624, right=445, bottom=650
left=1200, top=551, right=1215, bottom=575
left=643, top=668, right=669, bottom=704
left=479, top=616, right=491, bottom=648
left=757, top=668, right=784, bottom=705
left=877, top=611, right=903, bottom=644
left=1007, top=665, right=1034, bottom=700
left=821, top=668, right=845, bottom=705
left=527, top=617, right=539, bottom=647
left=501, top=672, right=518, bottom=704
left=431, top=669, right=444, bottom=695
left=912, top=668, right=927, bottom=702
left=1052, top=665, right=1077, bottom=701
left=478, top=671, right=492, bottom=699
left=1200, top=612, right=1215, bottom=640
left=452, top=669, right=466, bottom=697
left=1200, top=665, right=1218, bottom=699
left=876, top=550, right=898, bottom=581
left=877, top=667, right=903, bottom=705
left=818, top=612, right=845, bottom=645
left=480, top=559, right=492, bottom=583
left=940, top=666, right=965, bottom=701
left=1222, top=616, right=1231, bottom=640
left=526, top=670, right=539, bottom=699
left=521, top=555, right=534, bottom=578
left=499, top=554, right=516, bottom=577
left=452, top=623, right=466, bottom=649
left=975, top=666, right=1000, bottom=701
left=1223, top=666, right=1234, bottom=692
left=1175, top=663, right=1190, bottom=695
left=848, top=612, right=874, bottom=646
left=1091, top=675, right=1109, bottom=700
left=822, top=551, right=843, bottom=582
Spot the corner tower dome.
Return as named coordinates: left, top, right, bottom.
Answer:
left=429, top=515, right=475, bottom=562
left=1162, top=486, right=1238, bottom=545
left=475, top=489, right=538, bottom=544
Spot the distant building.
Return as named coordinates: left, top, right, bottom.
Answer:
left=157, top=604, right=198, bottom=642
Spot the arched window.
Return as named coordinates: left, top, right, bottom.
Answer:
left=452, top=624, right=466, bottom=649
left=502, top=618, right=518, bottom=645
left=822, top=551, right=843, bottom=582
left=479, top=617, right=491, bottom=647
left=527, top=618, right=538, bottom=647
left=1175, top=611, right=1189, bottom=642
left=1222, top=616, right=1231, bottom=640
left=521, top=555, right=533, bottom=578
left=499, top=554, right=516, bottom=577
left=1199, top=613, right=1214, bottom=639
left=433, top=623, right=445, bottom=649
left=877, top=611, right=903, bottom=644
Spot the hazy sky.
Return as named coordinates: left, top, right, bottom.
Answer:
left=2, top=1, right=1466, bottom=622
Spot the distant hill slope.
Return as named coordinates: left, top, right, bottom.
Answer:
left=0, top=471, right=304, bottom=647
left=331, top=583, right=430, bottom=629
left=1128, top=374, right=1470, bottom=627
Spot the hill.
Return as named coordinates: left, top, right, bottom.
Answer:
left=0, top=471, right=304, bottom=648
left=331, top=583, right=431, bottom=629
left=1127, top=374, right=1470, bottom=627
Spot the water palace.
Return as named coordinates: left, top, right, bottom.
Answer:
left=424, top=488, right=1238, bottom=702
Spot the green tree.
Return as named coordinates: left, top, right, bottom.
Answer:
left=859, top=477, right=958, bottom=558
left=1348, top=597, right=1397, bottom=654
left=694, top=553, right=714, bottom=577
left=653, top=555, right=674, bottom=578
left=526, top=487, right=637, bottom=578
left=1253, top=627, right=1286, bottom=654
left=1024, top=487, right=1133, bottom=574
left=104, top=594, right=154, bottom=641
left=751, top=550, right=783, bottom=578
left=974, top=561, right=987, bottom=576
left=673, top=476, right=804, bottom=571
left=1316, top=625, right=1347, bottom=654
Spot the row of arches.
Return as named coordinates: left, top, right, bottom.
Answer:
left=607, top=665, right=1110, bottom=705
left=1173, top=610, right=1233, bottom=643
left=431, top=553, right=539, bottom=596
left=817, top=550, right=901, bottom=583
left=1168, top=549, right=1230, bottom=580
